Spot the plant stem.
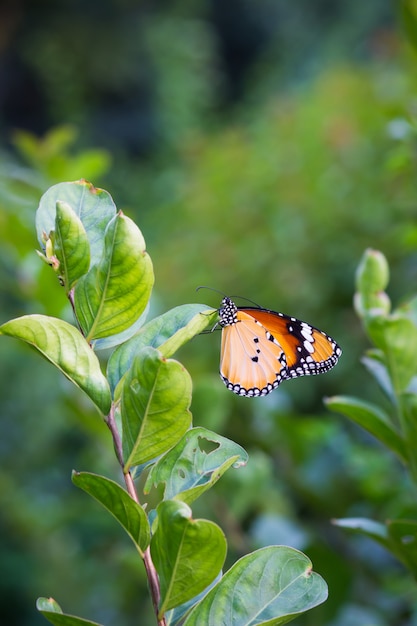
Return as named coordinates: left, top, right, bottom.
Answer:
left=107, top=405, right=166, bottom=626
left=68, top=287, right=80, bottom=331
left=106, top=404, right=124, bottom=466
left=143, top=546, right=166, bottom=626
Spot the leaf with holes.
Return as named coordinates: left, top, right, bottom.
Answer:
left=145, top=427, right=248, bottom=504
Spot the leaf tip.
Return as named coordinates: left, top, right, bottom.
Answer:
left=36, top=596, right=62, bottom=614
left=71, top=470, right=81, bottom=484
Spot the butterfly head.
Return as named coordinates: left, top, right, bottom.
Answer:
left=219, top=297, right=238, bottom=327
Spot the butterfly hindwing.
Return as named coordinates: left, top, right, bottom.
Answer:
left=218, top=297, right=341, bottom=396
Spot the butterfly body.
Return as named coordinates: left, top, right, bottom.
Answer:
left=219, top=297, right=341, bottom=397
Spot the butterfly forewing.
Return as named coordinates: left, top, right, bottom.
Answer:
left=241, top=308, right=340, bottom=372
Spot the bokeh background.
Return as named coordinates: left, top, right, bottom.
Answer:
left=2, top=1, right=417, bottom=625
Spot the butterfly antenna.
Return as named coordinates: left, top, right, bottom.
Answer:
left=197, top=287, right=262, bottom=308
left=196, top=286, right=227, bottom=298
left=230, top=295, right=261, bottom=308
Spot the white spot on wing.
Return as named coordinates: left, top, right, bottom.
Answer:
left=304, top=340, right=314, bottom=354
left=301, top=323, right=314, bottom=343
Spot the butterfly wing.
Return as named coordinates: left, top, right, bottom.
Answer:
left=220, top=310, right=289, bottom=396
left=240, top=307, right=341, bottom=377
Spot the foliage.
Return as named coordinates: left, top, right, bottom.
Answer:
left=327, top=248, right=417, bottom=579
left=0, top=181, right=329, bottom=626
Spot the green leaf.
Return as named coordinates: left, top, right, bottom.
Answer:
left=0, top=315, right=111, bottom=414
left=183, top=546, right=328, bottom=626
left=400, top=393, right=417, bottom=484
left=400, top=0, right=417, bottom=52
left=332, top=517, right=389, bottom=545
left=74, top=211, right=154, bottom=342
left=333, top=517, right=417, bottom=578
left=37, top=598, right=64, bottom=614
left=108, top=304, right=216, bottom=394
left=399, top=293, right=417, bottom=326
left=157, top=308, right=218, bottom=359
left=72, top=471, right=150, bottom=556
left=325, top=395, right=407, bottom=462
left=150, top=500, right=227, bottom=617
left=90, top=301, right=150, bottom=352
left=165, top=574, right=222, bottom=626
left=36, top=597, right=104, bottom=626
left=36, top=180, right=116, bottom=265
left=145, top=427, right=248, bottom=504
left=387, top=519, right=417, bottom=579
left=121, top=346, right=192, bottom=470
left=53, top=201, right=90, bottom=292
left=361, top=351, right=395, bottom=403
left=365, top=315, right=417, bottom=393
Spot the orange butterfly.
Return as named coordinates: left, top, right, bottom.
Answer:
left=218, top=297, right=341, bottom=397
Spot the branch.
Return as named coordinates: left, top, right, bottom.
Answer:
left=107, top=404, right=166, bottom=626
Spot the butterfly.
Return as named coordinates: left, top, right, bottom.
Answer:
left=218, top=296, right=341, bottom=397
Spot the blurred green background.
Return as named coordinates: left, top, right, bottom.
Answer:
left=2, top=1, right=417, bottom=625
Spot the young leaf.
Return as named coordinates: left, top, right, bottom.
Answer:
left=36, top=180, right=116, bottom=266
left=0, top=315, right=111, bottom=414
left=108, top=304, right=215, bottom=394
left=53, top=201, right=90, bottom=292
left=150, top=500, right=227, bottom=617
left=324, top=395, right=407, bottom=462
left=333, top=517, right=417, bottom=576
left=145, top=427, right=248, bottom=504
left=121, top=346, right=192, bottom=470
left=366, top=315, right=417, bottom=393
left=36, top=597, right=104, bottom=626
left=334, top=517, right=417, bottom=579
left=157, top=307, right=218, bottom=359
left=72, top=471, right=150, bottom=556
left=183, top=546, right=328, bottom=626
left=361, top=351, right=395, bottom=404
left=354, top=248, right=391, bottom=319
left=74, top=211, right=154, bottom=341
left=332, top=517, right=389, bottom=545
left=356, top=248, right=389, bottom=296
